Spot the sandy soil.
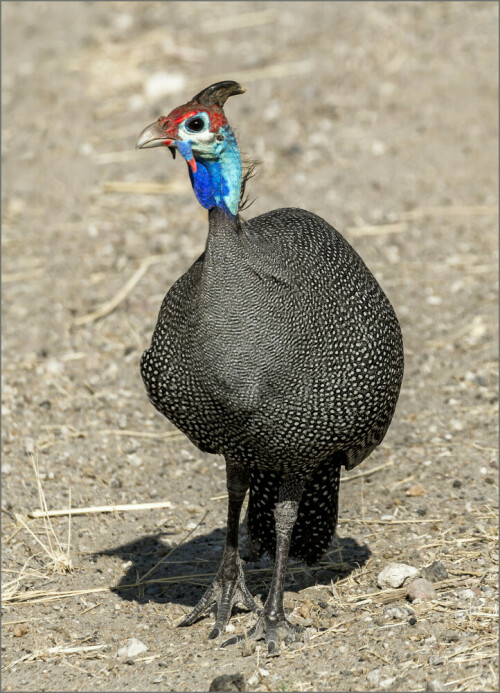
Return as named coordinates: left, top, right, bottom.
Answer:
left=1, top=2, right=498, bottom=691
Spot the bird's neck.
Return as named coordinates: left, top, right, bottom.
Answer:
left=207, top=206, right=241, bottom=241
left=199, top=207, right=246, bottom=303
left=188, top=127, right=242, bottom=217
left=204, top=207, right=243, bottom=265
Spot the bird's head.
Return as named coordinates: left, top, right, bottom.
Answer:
left=136, top=81, right=246, bottom=217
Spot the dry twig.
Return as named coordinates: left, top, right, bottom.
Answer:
left=98, top=428, right=183, bottom=440
left=29, top=500, right=174, bottom=519
left=71, top=255, right=168, bottom=327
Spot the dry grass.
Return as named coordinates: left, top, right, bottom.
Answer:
left=2, top=644, right=108, bottom=673
left=2, top=440, right=74, bottom=609
left=2, top=442, right=497, bottom=690
left=19, top=439, right=73, bottom=574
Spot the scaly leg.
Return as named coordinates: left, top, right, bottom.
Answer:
left=178, top=460, right=259, bottom=638
left=223, top=476, right=307, bottom=654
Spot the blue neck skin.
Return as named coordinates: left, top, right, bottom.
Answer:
left=176, top=125, right=242, bottom=218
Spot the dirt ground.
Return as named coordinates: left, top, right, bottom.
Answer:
left=1, top=2, right=498, bottom=691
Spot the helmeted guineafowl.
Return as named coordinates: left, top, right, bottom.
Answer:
left=136, top=81, right=404, bottom=654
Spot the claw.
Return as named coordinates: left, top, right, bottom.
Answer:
left=178, top=583, right=218, bottom=627
left=268, top=639, right=278, bottom=655
left=178, top=557, right=259, bottom=636
left=220, top=634, right=240, bottom=648
left=209, top=625, right=222, bottom=640
left=221, top=613, right=307, bottom=653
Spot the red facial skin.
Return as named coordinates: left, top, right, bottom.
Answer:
left=156, top=102, right=228, bottom=141
left=155, top=102, right=228, bottom=174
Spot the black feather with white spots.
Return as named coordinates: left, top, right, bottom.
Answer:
left=246, top=453, right=342, bottom=564
left=141, top=206, right=404, bottom=562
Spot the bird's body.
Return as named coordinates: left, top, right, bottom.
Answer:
left=142, top=206, right=402, bottom=561
left=137, top=81, right=404, bottom=652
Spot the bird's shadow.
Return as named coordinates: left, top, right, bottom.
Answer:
left=97, top=527, right=370, bottom=608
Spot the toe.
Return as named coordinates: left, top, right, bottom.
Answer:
left=221, top=633, right=243, bottom=648
left=267, top=639, right=280, bottom=655
left=209, top=625, right=222, bottom=639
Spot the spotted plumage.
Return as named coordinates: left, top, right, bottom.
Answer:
left=136, top=81, right=404, bottom=653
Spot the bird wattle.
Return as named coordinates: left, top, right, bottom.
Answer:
left=183, top=126, right=242, bottom=217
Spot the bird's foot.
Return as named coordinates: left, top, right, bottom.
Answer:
left=222, top=612, right=308, bottom=655
left=178, top=558, right=260, bottom=639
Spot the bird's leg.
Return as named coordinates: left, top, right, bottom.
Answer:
left=178, top=461, right=259, bottom=638
left=223, top=476, right=307, bottom=654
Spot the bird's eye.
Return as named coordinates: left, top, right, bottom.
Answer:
left=185, top=117, right=206, bottom=133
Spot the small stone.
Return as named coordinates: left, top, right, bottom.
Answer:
left=112, top=12, right=133, bottom=32
left=452, top=479, right=462, bottom=488
left=378, top=563, right=419, bottom=589
left=240, top=640, right=256, bottom=657
left=380, top=677, right=396, bottom=689
left=384, top=605, right=414, bottom=620
left=298, top=599, right=314, bottom=618
left=247, top=673, right=259, bottom=687
left=127, top=454, right=143, bottom=468
left=366, top=668, right=381, bottom=685
left=117, top=637, right=148, bottom=658
left=406, top=578, right=437, bottom=602
left=225, top=623, right=236, bottom=633
left=118, top=414, right=127, bottom=429
left=440, top=629, right=459, bottom=643
left=209, top=673, right=246, bottom=692
left=426, top=678, right=446, bottom=692
left=458, top=588, right=475, bottom=600
left=421, top=560, right=448, bottom=583
left=408, top=616, right=417, bottom=626
left=24, top=437, right=36, bottom=456
left=13, top=624, right=28, bottom=637
left=428, top=655, right=443, bottom=666
left=406, top=484, right=426, bottom=497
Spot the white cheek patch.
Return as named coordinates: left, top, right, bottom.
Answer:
left=194, top=131, right=217, bottom=145
left=178, top=129, right=215, bottom=145
left=179, top=129, right=219, bottom=158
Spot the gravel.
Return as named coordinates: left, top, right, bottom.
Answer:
left=117, top=637, right=148, bottom=658
left=377, top=562, right=419, bottom=589
left=421, top=560, right=449, bottom=583
left=406, top=578, right=438, bottom=602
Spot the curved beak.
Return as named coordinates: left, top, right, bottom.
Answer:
left=136, top=121, right=177, bottom=158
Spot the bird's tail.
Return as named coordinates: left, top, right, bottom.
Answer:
left=245, top=453, right=343, bottom=565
